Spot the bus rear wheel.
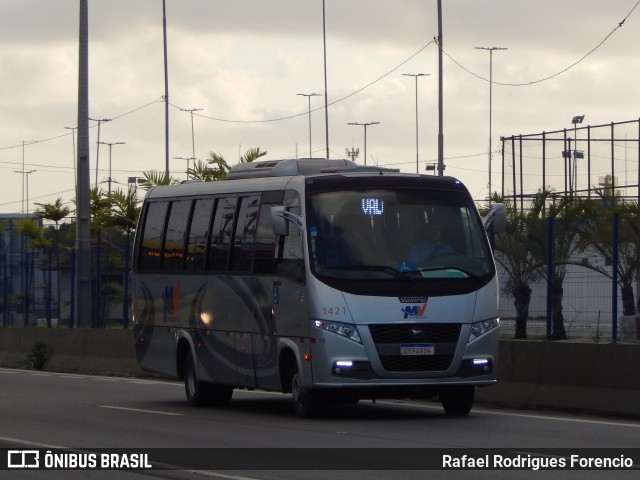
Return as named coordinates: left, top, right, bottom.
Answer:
left=441, top=386, right=474, bottom=416
left=184, top=354, right=233, bottom=407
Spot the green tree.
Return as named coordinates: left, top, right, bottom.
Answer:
left=138, top=170, right=176, bottom=190
left=34, top=197, right=72, bottom=323
left=493, top=196, right=542, bottom=339
left=526, top=191, right=590, bottom=340
left=574, top=195, right=640, bottom=316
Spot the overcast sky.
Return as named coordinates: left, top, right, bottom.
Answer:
left=1, top=0, right=639, bottom=215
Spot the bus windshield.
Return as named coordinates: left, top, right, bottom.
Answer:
left=307, top=188, right=493, bottom=283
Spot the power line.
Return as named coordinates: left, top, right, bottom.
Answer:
left=0, top=98, right=161, bottom=152
left=445, top=0, right=639, bottom=87
left=183, top=40, right=436, bottom=124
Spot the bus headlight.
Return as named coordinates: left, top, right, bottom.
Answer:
left=313, top=320, right=361, bottom=344
left=468, top=318, right=499, bottom=343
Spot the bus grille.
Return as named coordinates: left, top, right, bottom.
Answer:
left=368, top=323, right=461, bottom=372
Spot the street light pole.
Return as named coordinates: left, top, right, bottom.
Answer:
left=181, top=107, right=202, bottom=163
left=322, top=0, right=330, bottom=160
left=14, top=169, right=36, bottom=215
left=98, top=141, right=125, bottom=196
left=475, top=46, right=507, bottom=199
left=297, top=93, right=322, bottom=158
left=402, top=73, right=430, bottom=173
left=20, top=140, right=37, bottom=214
left=89, top=117, right=111, bottom=187
left=348, top=122, right=380, bottom=166
left=64, top=127, right=77, bottom=187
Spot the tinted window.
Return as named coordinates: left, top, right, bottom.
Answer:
left=163, top=200, right=192, bottom=271
left=185, top=198, right=214, bottom=271
left=209, top=197, right=237, bottom=271
left=138, top=201, right=168, bottom=271
left=231, top=195, right=260, bottom=272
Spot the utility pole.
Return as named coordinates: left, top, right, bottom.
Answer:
left=322, top=0, right=330, bottom=160
left=475, top=46, right=507, bottom=198
left=89, top=118, right=111, bottom=187
left=402, top=73, right=430, bottom=174
left=437, top=0, right=444, bottom=176
left=98, top=141, right=125, bottom=195
left=297, top=93, right=322, bottom=158
left=76, top=0, right=92, bottom=328
left=348, top=122, right=380, bottom=166
left=181, top=107, right=202, bottom=161
left=64, top=127, right=77, bottom=187
left=162, top=0, right=170, bottom=177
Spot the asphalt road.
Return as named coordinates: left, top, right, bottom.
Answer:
left=1, top=368, right=639, bottom=479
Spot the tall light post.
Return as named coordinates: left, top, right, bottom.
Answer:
left=348, top=121, right=379, bottom=166
left=402, top=73, right=430, bottom=173
left=570, top=115, right=585, bottom=195
left=76, top=0, right=92, bottom=328
left=181, top=107, right=202, bottom=164
left=64, top=127, right=77, bottom=187
left=20, top=140, right=37, bottom=214
left=98, top=141, right=125, bottom=196
left=437, top=0, right=444, bottom=176
left=322, top=0, right=330, bottom=160
left=89, top=117, right=111, bottom=187
left=297, top=93, right=322, bottom=158
left=162, top=0, right=170, bottom=178
left=14, top=169, right=36, bottom=214
left=475, top=46, right=507, bottom=198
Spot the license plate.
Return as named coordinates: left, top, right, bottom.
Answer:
left=400, top=343, right=434, bottom=356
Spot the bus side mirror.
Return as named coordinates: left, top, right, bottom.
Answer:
left=271, top=206, right=289, bottom=236
left=482, top=203, right=506, bottom=233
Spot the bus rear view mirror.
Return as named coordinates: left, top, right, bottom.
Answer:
left=482, top=203, right=506, bottom=233
left=271, top=206, right=290, bottom=236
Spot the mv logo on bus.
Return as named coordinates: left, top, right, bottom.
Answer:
left=399, top=297, right=428, bottom=319
left=401, top=304, right=427, bottom=319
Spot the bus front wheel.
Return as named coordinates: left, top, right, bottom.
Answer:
left=441, top=386, right=474, bottom=416
left=291, top=370, right=321, bottom=418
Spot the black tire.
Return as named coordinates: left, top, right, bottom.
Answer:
left=184, top=354, right=233, bottom=408
left=291, top=370, right=321, bottom=418
left=441, top=386, right=475, bottom=416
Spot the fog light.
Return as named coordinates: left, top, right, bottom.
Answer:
left=336, top=361, right=353, bottom=367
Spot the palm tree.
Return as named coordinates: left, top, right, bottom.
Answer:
left=526, top=191, right=590, bottom=340
left=138, top=170, right=176, bottom=190
left=141, top=147, right=267, bottom=185
left=16, top=218, right=50, bottom=326
left=493, top=195, right=542, bottom=339
left=574, top=195, right=640, bottom=316
left=34, top=197, right=72, bottom=324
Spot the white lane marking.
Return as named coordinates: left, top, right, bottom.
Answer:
left=99, top=405, right=183, bottom=416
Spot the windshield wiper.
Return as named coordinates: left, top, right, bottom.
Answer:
left=417, top=266, right=480, bottom=280
left=323, top=265, right=414, bottom=280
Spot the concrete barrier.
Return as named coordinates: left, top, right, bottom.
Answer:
left=1, top=328, right=638, bottom=418
left=0, top=328, right=143, bottom=377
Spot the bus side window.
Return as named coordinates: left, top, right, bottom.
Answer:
left=209, top=197, right=238, bottom=271
left=230, top=195, right=260, bottom=272
left=138, top=201, right=168, bottom=271
left=275, top=190, right=304, bottom=283
left=185, top=198, right=214, bottom=271
left=162, top=200, right=192, bottom=271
